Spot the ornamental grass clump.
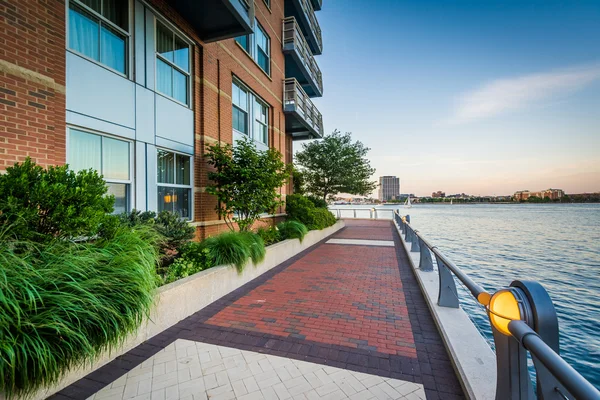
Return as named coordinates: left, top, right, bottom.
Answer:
left=241, top=232, right=266, bottom=264
left=277, top=220, right=308, bottom=242
left=201, top=232, right=252, bottom=272
left=0, top=227, right=159, bottom=398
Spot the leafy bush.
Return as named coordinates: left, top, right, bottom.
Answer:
left=277, top=220, right=308, bottom=242
left=306, top=195, right=328, bottom=209
left=308, top=208, right=337, bottom=230
left=241, top=232, right=266, bottom=264
left=0, top=158, right=114, bottom=241
left=118, top=209, right=195, bottom=268
left=0, top=227, right=159, bottom=398
left=256, top=226, right=282, bottom=246
left=286, top=194, right=337, bottom=230
left=201, top=232, right=252, bottom=272
left=163, top=242, right=212, bottom=284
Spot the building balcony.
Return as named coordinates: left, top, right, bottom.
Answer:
left=310, top=0, right=322, bottom=11
left=284, top=78, right=324, bottom=140
left=283, top=17, right=323, bottom=97
left=285, top=0, right=322, bottom=55
left=168, top=0, right=254, bottom=42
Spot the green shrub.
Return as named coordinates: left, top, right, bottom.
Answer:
left=277, top=220, right=308, bottom=242
left=285, top=194, right=336, bottom=230
left=163, top=242, right=212, bottom=284
left=118, top=210, right=195, bottom=269
left=201, top=232, right=252, bottom=272
left=306, top=195, right=328, bottom=209
left=307, top=208, right=337, bottom=230
left=0, top=227, right=159, bottom=398
left=241, top=232, right=266, bottom=264
left=256, top=226, right=282, bottom=246
left=0, top=158, right=114, bottom=241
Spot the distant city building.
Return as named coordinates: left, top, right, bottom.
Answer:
left=378, top=176, right=400, bottom=201
left=514, top=189, right=565, bottom=201
left=432, top=191, right=446, bottom=198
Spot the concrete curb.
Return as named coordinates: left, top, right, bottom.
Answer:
left=26, top=220, right=346, bottom=400
left=393, top=221, right=496, bottom=400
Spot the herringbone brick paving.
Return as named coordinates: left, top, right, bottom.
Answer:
left=50, top=220, right=464, bottom=400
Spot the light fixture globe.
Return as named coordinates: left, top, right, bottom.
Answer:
left=488, top=288, right=526, bottom=336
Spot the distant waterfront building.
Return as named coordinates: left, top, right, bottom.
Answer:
left=514, top=189, right=565, bottom=201
left=432, top=191, right=446, bottom=198
left=378, top=176, right=400, bottom=201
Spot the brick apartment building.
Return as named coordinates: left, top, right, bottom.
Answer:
left=0, top=0, right=324, bottom=239
left=513, top=189, right=564, bottom=201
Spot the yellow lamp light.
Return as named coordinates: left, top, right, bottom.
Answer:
left=488, top=289, right=524, bottom=336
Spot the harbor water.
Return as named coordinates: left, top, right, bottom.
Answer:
left=331, top=203, right=600, bottom=388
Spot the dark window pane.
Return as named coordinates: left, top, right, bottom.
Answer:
left=156, top=22, right=173, bottom=62
left=176, top=154, right=190, bottom=185
left=257, top=49, right=269, bottom=73
left=100, top=24, right=126, bottom=73
left=107, top=182, right=128, bottom=214
left=157, top=186, right=172, bottom=213
left=233, top=107, right=247, bottom=134
left=235, top=35, right=249, bottom=52
left=102, top=0, right=128, bottom=30
left=69, top=5, right=100, bottom=61
left=173, top=187, right=190, bottom=219
left=157, top=150, right=175, bottom=184
left=80, top=0, right=101, bottom=13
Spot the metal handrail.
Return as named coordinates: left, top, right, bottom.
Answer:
left=392, top=210, right=600, bottom=399
left=282, top=17, right=323, bottom=95
left=329, top=207, right=395, bottom=219
left=297, top=0, right=322, bottom=52
left=283, top=78, right=323, bottom=135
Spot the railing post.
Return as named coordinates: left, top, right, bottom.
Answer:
left=374, top=209, right=377, bottom=219
left=353, top=209, right=357, bottom=218
left=410, top=230, right=420, bottom=252
left=369, top=209, right=373, bottom=219
left=337, top=209, right=340, bottom=218
left=405, top=225, right=412, bottom=242
left=435, top=255, right=459, bottom=308
left=418, top=238, right=434, bottom=271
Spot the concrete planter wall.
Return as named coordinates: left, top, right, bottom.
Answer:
left=23, top=220, right=345, bottom=400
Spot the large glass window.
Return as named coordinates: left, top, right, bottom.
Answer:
left=156, top=21, right=190, bottom=105
left=255, top=24, right=270, bottom=74
left=68, top=128, right=132, bottom=214
left=234, top=19, right=270, bottom=75
left=157, top=149, right=192, bottom=219
left=233, top=80, right=269, bottom=146
left=232, top=81, right=249, bottom=135
left=68, top=0, right=128, bottom=74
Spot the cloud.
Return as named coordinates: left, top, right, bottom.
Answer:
left=448, top=64, right=600, bottom=124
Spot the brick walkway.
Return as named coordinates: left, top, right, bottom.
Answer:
left=51, top=220, right=464, bottom=400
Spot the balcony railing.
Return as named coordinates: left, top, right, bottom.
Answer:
left=287, top=0, right=322, bottom=55
left=310, top=0, right=322, bottom=11
left=395, top=211, right=600, bottom=400
left=283, top=17, right=323, bottom=97
left=283, top=78, right=323, bottom=140
left=169, top=0, right=254, bottom=43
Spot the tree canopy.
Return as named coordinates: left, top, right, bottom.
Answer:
left=206, top=138, right=290, bottom=232
left=294, top=130, right=376, bottom=201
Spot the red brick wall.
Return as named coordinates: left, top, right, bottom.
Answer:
left=0, top=0, right=67, bottom=170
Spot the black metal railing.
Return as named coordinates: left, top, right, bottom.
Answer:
left=393, top=210, right=600, bottom=400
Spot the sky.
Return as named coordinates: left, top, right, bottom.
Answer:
left=307, top=0, right=600, bottom=197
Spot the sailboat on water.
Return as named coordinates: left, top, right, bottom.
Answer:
left=404, top=196, right=412, bottom=209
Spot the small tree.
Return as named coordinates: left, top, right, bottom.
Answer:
left=206, top=138, right=290, bottom=232
left=295, top=130, right=377, bottom=201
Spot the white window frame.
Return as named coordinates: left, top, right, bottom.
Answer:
left=66, top=126, right=135, bottom=213
left=235, top=19, right=271, bottom=76
left=232, top=79, right=270, bottom=147
left=156, top=148, right=194, bottom=220
left=154, top=18, right=193, bottom=107
left=66, top=0, right=132, bottom=77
